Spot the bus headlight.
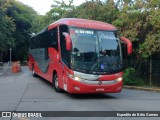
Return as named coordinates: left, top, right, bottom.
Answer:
left=75, top=76, right=81, bottom=81
left=67, top=73, right=82, bottom=81
left=115, top=77, right=123, bottom=82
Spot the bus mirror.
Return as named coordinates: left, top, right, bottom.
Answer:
left=120, top=37, right=132, bottom=55
left=63, top=32, right=72, bottom=51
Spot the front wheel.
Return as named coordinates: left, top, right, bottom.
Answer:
left=32, top=65, right=37, bottom=77
left=53, top=74, right=63, bottom=93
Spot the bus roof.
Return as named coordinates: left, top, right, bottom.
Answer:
left=48, top=18, right=117, bottom=31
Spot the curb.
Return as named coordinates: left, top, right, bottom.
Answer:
left=123, top=85, right=160, bottom=92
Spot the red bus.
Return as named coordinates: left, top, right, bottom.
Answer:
left=28, top=18, right=132, bottom=94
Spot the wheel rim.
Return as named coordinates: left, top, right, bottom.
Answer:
left=55, top=77, right=59, bottom=89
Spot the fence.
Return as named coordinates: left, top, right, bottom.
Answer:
left=0, top=62, right=10, bottom=77
left=127, top=60, right=160, bottom=87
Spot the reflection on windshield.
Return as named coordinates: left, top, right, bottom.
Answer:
left=70, top=28, right=123, bottom=74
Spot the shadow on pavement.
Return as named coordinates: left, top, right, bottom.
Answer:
left=66, top=93, right=116, bottom=99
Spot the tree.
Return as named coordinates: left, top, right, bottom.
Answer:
left=0, top=0, right=15, bottom=62
left=0, top=0, right=38, bottom=62
left=143, top=0, right=160, bottom=56
left=31, top=15, right=46, bottom=33
left=112, top=0, right=160, bottom=60
left=5, top=0, right=37, bottom=61
left=44, top=0, right=75, bottom=24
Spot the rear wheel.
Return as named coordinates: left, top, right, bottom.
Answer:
left=53, top=74, right=63, bottom=93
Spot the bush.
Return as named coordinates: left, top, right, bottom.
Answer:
left=123, top=67, right=145, bottom=86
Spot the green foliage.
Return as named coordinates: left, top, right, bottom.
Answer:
left=8, top=0, right=37, bottom=61
left=0, top=15, right=15, bottom=51
left=111, top=0, right=160, bottom=60
left=0, top=0, right=37, bottom=61
left=44, top=0, right=75, bottom=23
left=0, top=0, right=15, bottom=52
left=123, top=67, right=145, bottom=86
left=31, top=15, right=46, bottom=33
left=138, top=43, right=151, bottom=59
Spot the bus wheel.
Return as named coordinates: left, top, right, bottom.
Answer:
left=53, top=74, right=63, bottom=93
left=32, top=65, right=37, bottom=77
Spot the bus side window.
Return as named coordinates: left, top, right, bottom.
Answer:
left=50, top=27, right=58, bottom=51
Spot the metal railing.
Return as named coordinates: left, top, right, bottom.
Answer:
left=0, top=62, right=10, bottom=77
left=126, top=60, right=160, bottom=87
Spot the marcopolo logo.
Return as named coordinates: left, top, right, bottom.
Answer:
left=2, top=112, right=12, bottom=117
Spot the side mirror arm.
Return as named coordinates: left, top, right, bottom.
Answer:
left=120, top=37, right=132, bottom=55
left=62, top=32, right=72, bottom=51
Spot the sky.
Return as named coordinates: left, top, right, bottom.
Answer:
left=17, top=0, right=86, bottom=15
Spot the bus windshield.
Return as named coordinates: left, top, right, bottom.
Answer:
left=70, top=27, right=123, bottom=74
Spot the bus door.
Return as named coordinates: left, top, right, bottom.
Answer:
left=58, top=25, right=70, bottom=90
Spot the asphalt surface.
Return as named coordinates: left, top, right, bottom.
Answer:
left=0, top=67, right=160, bottom=120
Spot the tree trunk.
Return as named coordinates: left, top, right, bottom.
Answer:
left=149, top=56, right=152, bottom=86
left=0, top=52, right=3, bottom=62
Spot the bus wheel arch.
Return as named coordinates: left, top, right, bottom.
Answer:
left=52, top=71, right=63, bottom=93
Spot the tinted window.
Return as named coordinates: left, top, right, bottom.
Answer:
left=59, top=25, right=70, bottom=66
left=30, top=31, right=50, bottom=49
left=50, top=28, right=58, bottom=51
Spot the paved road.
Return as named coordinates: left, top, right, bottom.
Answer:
left=0, top=67, right=160, bottom=120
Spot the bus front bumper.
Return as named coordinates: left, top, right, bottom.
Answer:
left=66, top=78, right=123, bottom=94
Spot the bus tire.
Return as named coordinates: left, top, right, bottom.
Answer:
left=53, top=74, right=63, bottom=93
left=32, top=65, right=37, bottom=77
